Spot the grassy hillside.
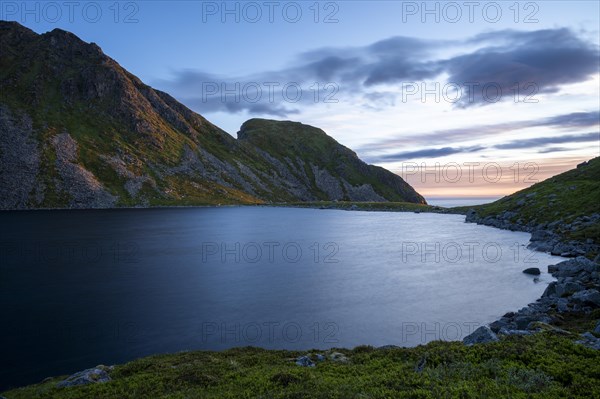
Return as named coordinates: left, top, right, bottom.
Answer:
left=458, top=157, right=600, bottom=244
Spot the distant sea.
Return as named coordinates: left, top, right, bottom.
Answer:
left=425, top=197, right=502, bottom=208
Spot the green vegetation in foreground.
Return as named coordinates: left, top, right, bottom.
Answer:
left=4, top=324, right=600, bottom=399
left=453, top=157, right=600, bottom=243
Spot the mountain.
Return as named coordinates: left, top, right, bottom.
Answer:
left=0, top=21, right=425, bottom=209
left=464, top=157, right=600, bottom=258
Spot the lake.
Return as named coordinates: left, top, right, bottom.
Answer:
left=0, top=207, right=563, bottom=389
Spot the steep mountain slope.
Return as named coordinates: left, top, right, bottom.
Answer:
left=238, top=119, right=426, bottom=203
left=464, top=157, right=600, bottom=258
left=0, top=21, right=425, bottom=209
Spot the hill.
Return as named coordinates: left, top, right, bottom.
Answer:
left=0, top=21, right=425, bottom=209
left=463, top=157, right=600, bottom=258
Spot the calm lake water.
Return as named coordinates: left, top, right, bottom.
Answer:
left=0, top=207, right=563, bottom=390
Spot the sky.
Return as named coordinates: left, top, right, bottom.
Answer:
left=3, top=1, right=599, bottom=199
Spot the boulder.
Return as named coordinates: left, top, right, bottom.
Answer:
left=542, top=282, right=557, bottom=298
left=515, top=315, right=535, bottom=330
left=576, top=332, right=600, bottom=350
left=557, top=298, right=571, bottom=313
left=550, top=257, right=598, bottom=278
left=571, top=289, right=600, bottom=307
left=295, top=356, right=315, bottom=367
left=523, top=267, right=541, bottom=275
left=551, top=242, right=581, bottom=257
left=555, top=281, right=585, bottom=297
left=489, top=318, right=511, bottom=333
left=463, top=326, right=499, bottom=346
left=328, top=352, right=350, bottom=363
left=595, top=321, right=600, bottom=335
left=531, top=230, right=554, bottom=242
left=57, top=366, right=112, bottom=388
left=528, top=241, right=555, bottom=252
left=515, top=314, right=551, bottom=330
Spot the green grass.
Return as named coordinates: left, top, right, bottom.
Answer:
left=4, top=332, right=600, bottom=398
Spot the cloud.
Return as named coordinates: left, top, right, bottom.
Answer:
left=494, top=132, right=599, bottom=149
left=358, top=111, right=600, bottom=152
left=442, top=29, right=600, bottom=107
left=538, top=147, right=572, bottom=154
left=371, top=145, right=485, bottom=162
left=540, top=111, right=600, bottom=129
left=363, top=129, right=598, bottom=162
left=155, top=28, right=599, bottom=116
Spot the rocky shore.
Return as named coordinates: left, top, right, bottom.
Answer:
left=463, top=212, right=600, bottom=349
left=465, top=209, right=600, bottom=260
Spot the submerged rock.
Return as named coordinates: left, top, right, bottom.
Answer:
left=523, top=267, right=541, bottom=275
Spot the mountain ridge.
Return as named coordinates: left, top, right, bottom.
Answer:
left=0, top=21, right=425, bottom=209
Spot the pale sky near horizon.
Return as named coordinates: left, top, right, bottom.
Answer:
left=3, top=1, right=599, bottom=198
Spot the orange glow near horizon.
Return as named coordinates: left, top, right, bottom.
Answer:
left=387, top=155, right=595, bottom=198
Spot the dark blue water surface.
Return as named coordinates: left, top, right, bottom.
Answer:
left=0, top=207, right=562, bottom=390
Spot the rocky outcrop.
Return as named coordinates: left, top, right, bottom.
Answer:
left=463, top=326, right=499, bottom=345
left=51, top=133, right=117, bottom=208
left=294, top=351, right=349, bottom=367
left=0, top=106, right=42, bottom=208
left=56, top=365, right=113, bottom=388
left=237, top=118, right=427, bottom=204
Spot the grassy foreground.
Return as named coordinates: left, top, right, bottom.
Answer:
left=4, top=317, right=600, bottom=399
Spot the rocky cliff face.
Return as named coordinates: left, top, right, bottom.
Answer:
left=0, top=21, right=425, bottom=209
left=237, top=119, right=426, bottom=204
